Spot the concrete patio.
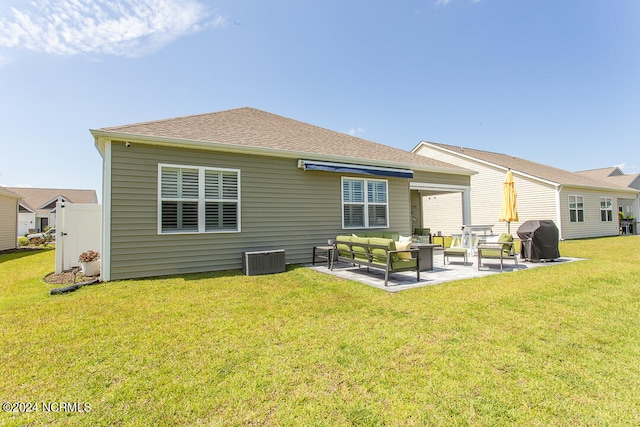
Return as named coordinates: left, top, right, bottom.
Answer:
left=307, top=249, right=582, bottom=292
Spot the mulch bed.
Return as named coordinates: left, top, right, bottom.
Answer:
left=44, top=271, right=94, bottom=285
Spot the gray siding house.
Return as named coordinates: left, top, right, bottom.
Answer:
left=92, top=108, right=473, bottom=281
left=413, top=142, right=640, bottom=240
left=0, top=187, right=20, bottom=251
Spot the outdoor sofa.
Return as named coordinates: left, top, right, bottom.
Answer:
left=332, top=234, right=420, bottom=286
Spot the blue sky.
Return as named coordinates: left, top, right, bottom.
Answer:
left=1, top=0, right=639, bottom=201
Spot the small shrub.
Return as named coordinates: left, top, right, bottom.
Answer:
left=78, top=250, right=100, bottom=262
left=18, top=237, right=30, bottom=247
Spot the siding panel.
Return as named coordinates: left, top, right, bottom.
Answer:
left=108, top=142, right=419, bottom=279
left=0, top=194, right=18, bottom=251
left=560, top=189, right=623, bottom=239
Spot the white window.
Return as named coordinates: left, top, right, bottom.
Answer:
left=159, top=164, right=240, bottom=234
left=600, top=197, right=613, bottom=222
left=342, top=177, right=388, bottom=228
left=569, top=195, right=584, bottom=223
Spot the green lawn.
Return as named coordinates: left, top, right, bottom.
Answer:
left=1, top=237, right=639, bottom=426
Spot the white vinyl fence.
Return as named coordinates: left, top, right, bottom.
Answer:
left=55, top=202, right=101, bottom=274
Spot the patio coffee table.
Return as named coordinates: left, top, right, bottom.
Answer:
left=410, top=243, right=438, bottom=271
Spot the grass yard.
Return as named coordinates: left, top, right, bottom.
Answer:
left=1, top=237, right=640, bottom=426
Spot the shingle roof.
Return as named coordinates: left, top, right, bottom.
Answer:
left=7, top=188, right=98, bottom=211
left=422, top=142, right=638, bottom=192
left=96, top=107, right=471, bottom=174
left=0, top=186, right=21, bottom=199
left=575, top=167, right=621, bottom=179
left=576, top=167, right=640, bottom=189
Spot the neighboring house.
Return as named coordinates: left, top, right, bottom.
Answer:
left=7, top=187, right=99, bottom=236
left=576, top=167, right=640, bottom=217
left=91, top=107, right=474, bottom=281
left=412, top=142, right=640, bottom=240
left=0, top=187, right=20, bottom=251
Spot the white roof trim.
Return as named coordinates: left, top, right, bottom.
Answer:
left=0, top=188, right=21, bottom=199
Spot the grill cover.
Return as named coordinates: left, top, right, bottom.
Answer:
left=517, top=220, right=560, bottom=261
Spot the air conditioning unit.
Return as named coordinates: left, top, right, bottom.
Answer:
left=242, top=249, right=286, bottom=276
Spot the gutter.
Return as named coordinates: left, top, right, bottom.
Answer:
left=90, top=130, right=475, bottom=177
left=555, top=184, right=564, bottom=241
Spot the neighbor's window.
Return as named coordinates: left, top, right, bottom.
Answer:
left=600, top=197, right=613, bottom=222
left=159, top=164, right=240, bottom=233
left=569, top=195, right=584, bottom=223
left=342, top=177, right=388, bottom=228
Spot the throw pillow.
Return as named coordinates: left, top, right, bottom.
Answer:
left=395, top=239, right=412, bottom=259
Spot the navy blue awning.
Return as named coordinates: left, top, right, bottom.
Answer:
left=298, top=160, right=414, bottom=179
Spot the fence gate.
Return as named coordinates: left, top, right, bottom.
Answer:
left=55, top=202, right=102, bottom=274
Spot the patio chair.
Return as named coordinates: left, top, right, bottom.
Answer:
left=443, top=235, right=468, bottom=265
left=413, top=227, right=431, bottom=243
left=476, top=233, right=518, bottom=272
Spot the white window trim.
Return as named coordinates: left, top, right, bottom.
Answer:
left=341, top=176, right=389, bottom=229
left=158, top=163, right=241, bottom=235
left=568, top=194, right=585, bottom=223
left=600, top=196, right=613, bottom=222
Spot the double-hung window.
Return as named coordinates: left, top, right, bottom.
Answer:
left=568, top=195, right=584, bottom=223
left=600, top=197, right=613, bottom=222
left=342, top=177, right=388, bottom=228
left=159, top=164, right=240, bottom=234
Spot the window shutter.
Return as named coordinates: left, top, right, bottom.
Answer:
left=368, top=205, right=387, bottom=226
left=367, top=181, right=387, bottom=203
left=161, top=168, right=179, bottom=198
left=205, top=171, right=220, bottom=199
left=343, top=179, right=364, bottom=203
left=181, top=169, right=199, bottom=199
left=205, top=203, right=220, bottom=230
left=222, top=203, right=237, bottom=229
left=161, top=201, right=178, bottom=231
left=222, top=173, right=238, bottom=200
left=343, top=205, right=365, bottom=227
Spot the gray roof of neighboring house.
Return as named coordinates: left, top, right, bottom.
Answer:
left=93, top=107, right=473, bottom=175
left=419, top=142, right=638, bottom=192
left=575, top=166, right=623, bottom=179
left=576, top=167, right=640, bottom=190
left=7, top=187, right=98, bottom=212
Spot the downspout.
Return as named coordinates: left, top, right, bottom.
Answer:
left=462, top=186, right=472, bottom=225
left=15, top=198, right=20, bottom=249
left=100, top=139, right=112, bottom=282
left=633, top=193, right=640, bottom=234
left=555, top=184, right=563, bottom=240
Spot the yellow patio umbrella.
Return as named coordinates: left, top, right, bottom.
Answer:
left=499, top=169, right=519, bottom=233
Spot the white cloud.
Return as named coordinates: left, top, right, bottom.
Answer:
left=615, top=162, right=640, bottom=174
left=348, top=127, right=365, bottom=137
left=435, top=0, right=480, bottom=6
left=0, top=0, right=225, bottom=58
